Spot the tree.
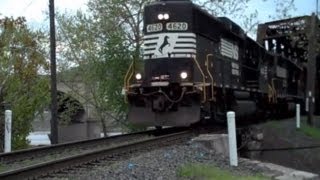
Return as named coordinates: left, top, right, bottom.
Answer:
left=56, top=11, right=133, bottom=135
left=0, top=17, right=50, bottom=150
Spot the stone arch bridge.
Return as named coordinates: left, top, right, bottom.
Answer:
left=33, top=78, right=119, bottom=143
left=54, top=80, right=108, bottom=142
left=55, top=81, right=101, bottom=142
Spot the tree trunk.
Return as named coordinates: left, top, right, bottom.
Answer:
left=100, top=117, right=108, bottom=137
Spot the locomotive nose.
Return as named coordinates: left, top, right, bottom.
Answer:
left=152, top=95, right=166, bottom=112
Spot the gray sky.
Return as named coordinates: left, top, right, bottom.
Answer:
left=0, top=0, right=88, bottom=29
left=0, top=0, right=316, bottom=30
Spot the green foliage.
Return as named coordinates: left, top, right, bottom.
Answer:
left=0, top=17, right=50, bottom=150
left=299, top=123, right=320, bottom=139
left=265, top=120, right=281, bottom=129
left=178, top=164, right=269, bottom=180
left=56, top=7, right=134, bottom=132
left=57, top=92, right=84, bottom=125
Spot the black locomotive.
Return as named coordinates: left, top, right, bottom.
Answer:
left=124, top=0, right=305, bottom=127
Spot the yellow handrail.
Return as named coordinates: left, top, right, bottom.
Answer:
left=206, top=54, right=216, bottom=101
left=126, top=70, right=134, bottom=90
left=271, top=78, right=277, bottom=103
left=193, top=57, right=206, bottom=103
left=124, top=60, right=134, bottom=91
left=268, top=78, right=277, bottom=103
left=268, top=84, right=273, bottom=103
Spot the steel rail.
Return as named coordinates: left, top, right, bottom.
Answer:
left=0, top=131, right=194, bottom=180
left=0, top=127, right=186, bottom=164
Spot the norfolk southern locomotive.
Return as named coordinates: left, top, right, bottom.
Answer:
left=124, top=0, right=305, bottom=127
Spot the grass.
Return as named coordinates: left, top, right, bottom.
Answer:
left=265, top=120, right=281, bottom=129
left=0, top=164, right=9, bottom=173
left=299, top=123, right=320, bottom=139
left=177, top=164, right=269, bottom=180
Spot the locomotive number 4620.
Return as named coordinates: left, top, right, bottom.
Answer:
left=166, top=22, right=188, bottom=31
left=146, top=23, right=163, bottom=33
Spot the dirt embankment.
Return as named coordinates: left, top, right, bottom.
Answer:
left=251, top=117, right=320, bottom=174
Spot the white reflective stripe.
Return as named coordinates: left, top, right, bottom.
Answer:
left=129, top=84, right=142, bottom=88
left=169, top=49, right=196, bottom=53
left=143, top=53, right=196, bottom=60
left=174, top=44, right=196, bottom=48
left=151, top=81, right=169, bottom=86
left=221, top=38, right=233, bottom=46
left=143, top=33, right=196, bottom=39
left=180, top=82, right=193, bottom=86
left=143, top=50, right=196, bottom=54
left=276, top=66, right=287, bottom=78
left=143, top=32, right=197, bottom=59
left=220, top=38, right=239, bottom=60
left=231, top=62, right=239, bottom=69
left=143, top=39, right=160, bottom=45
left=231, top=69, right=240, bottom=76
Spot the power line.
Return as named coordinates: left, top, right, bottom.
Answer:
left=19, top=0, right=35, bottom=17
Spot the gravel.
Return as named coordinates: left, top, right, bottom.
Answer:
left=65, top=141, right=275, bottom=180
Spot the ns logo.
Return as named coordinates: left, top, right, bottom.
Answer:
left=158, top=35, right=171, bottom=54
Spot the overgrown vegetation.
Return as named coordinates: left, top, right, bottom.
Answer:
left=0, top=17, right=50, bottom=150
left=299, top=123, right=320, bottom=139
left=177, top=164, right=269, bottom=180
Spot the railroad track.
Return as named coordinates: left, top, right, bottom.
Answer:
left=0, top=128, right=193, bottom=179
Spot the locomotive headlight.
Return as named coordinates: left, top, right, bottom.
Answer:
left=158, top=14, right=164, bottom=20
left=180, top=72, right=188, bottom=79
left=135, top=73, right=142, bottom=80
left=163, top=13, right=170, bottom=20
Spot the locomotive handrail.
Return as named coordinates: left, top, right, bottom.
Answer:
left=206, top=54, right=216, bottom=101
left=123, top=60, right=134, bottom=102
left=124, top=60, right=134, bottom=90
left=192, top=57, right=207, bottom=103
left=126, top=70, right=134, bottom=91
left=268, top=78, right=277, bottom=103
left=268, top=84, right=274, bottom=103
left=271, top=78, right=277, bottom=103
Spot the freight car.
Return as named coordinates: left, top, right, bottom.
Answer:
left=124, top=0, right=304, bottom=127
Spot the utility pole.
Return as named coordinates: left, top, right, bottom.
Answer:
left=317, top=0, right=319, bottom=17
left=306, top=13, right=317, bottom=127
left=49, top=0, right=58, bottom=144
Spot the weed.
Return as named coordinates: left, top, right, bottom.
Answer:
left=177, top=164, right=269, bottom=180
